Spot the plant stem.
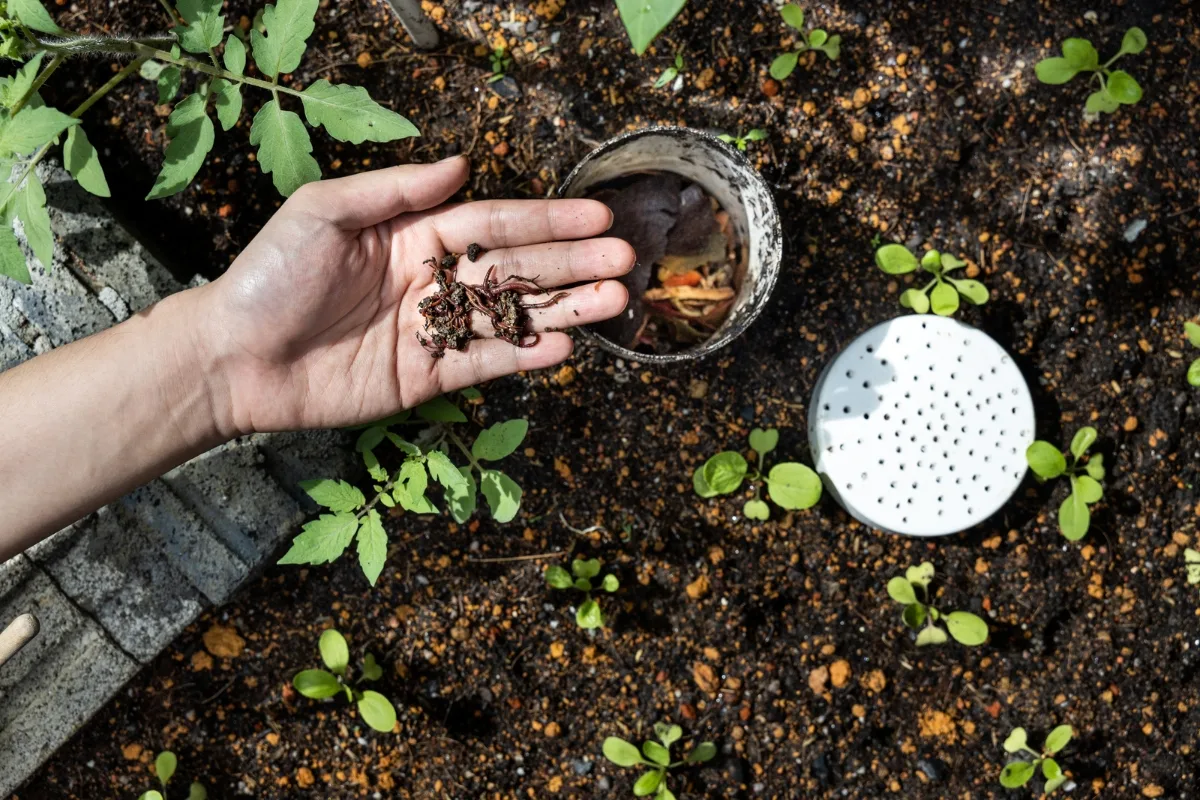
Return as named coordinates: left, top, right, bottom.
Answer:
left=358, top=477, right=398, bottom=519
left=139, top=44, right=306, bottom=98
left=447, top=430, right=483, bottom=472
left=10, top=53, right=66, bottom=117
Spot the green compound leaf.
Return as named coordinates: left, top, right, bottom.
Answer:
left=146, top=93, right=215, bottom=200
left=1034, top=57, right=1079, bottom=85
left=251, top=0, right=319, bottom=78
left=1069, top=426, right=1097, bottom=459
left=10, top=0, right=67, bottom=35
left=576, top=597, right=605, bottom=629
left=394, top=460, right=432, bottom=512
left=155, top=751, right=177, bottom=786
left=743, top=498, right=770, bottom=520
left=1085, top=88, right=1120, bottom=114
left=1061, top=38, right=1099, bottom=70
left=249, top=99, right=320, bottom=197
left=1044, top=724, right=1073, bottom=755
left=945, top=611, right=988, bottom=645
left=1189, top=358, right=1200, bottom=387
left=780, top=3, right=804, bottom=29
left=999, top=760, right=1036, bottom=788
left=875, top=243, right=919, bottom=274
left=225, top=33, right=247, bottom=74
left=1107, top=70, right=1143, bottom=104
left=1003, top=727, right=1028, bottom=754
left=906, top=561, right=935, bottom=587
left=13, top=171, right=53, bottom=271
left=211, top=78, right=243, bottom=132
left=766, top=462, right=822, bottom=509
left=157, top=67, right=182, bottom=104
left=915, top=625, right=948, bottom=646
left=949, top=277, right=989, bottom=305
left=425, top=450, right=466, bottom=490
left=356, top=508, right=387, bottom=586
left=686, top=741, right=717, bottom=763
left=545, top=565, right=572, bottom=589
left=886, top=576, right=917, bottom=605
left=301, top=80, right=420, bottom=144
left=293, top=668, right=340, bottom=698
left=1075, top=475, right=1103, bottom=504
left=1059, top=486, right=1091, bottom=541
left=902, top=602, right=926, bottom=630
left=0, top=106, right=79, bottom=155
left=299, top=478, right=365, bottom=512
left=176, top=0, right=225, bottom=54
left=603, top=736, right=644, bottom=767
left=361, top=652, right=383, bottom=681
left=278, top=512, right=358, bottom=565
left=748, top=427, right=779, bottom=457
left=930, top=281, right=960, bottom=316
left=899, top=288, right=931, bottom=314
left=480, top=469, right=521, bottom=522
left=1026, top=441, right=1067, bottom=479
left=1085, top=453, right=1106, bottom=480
left=703, top=451, right=748, bottom=495
left=356, top=426, right=385, bottom=453
left=319, top=628, right=349, bottom=674
left=445, top=465, right=477, bottom=522
left=64, top=126, right=111, bottom=197
left=1120, top=27, right=1147, bottom=56
left=416, top=395, right=467, bottom=423
left=614, top=0, right=686, bottom=55
left=357, top=690, right=397, bottom=732
left=643, top=740, right=670, bottom=766
left=0, top=226, right=31, bottom=285
left=472, top=419, right=529, bottom=461
left=633, top=769, right=663, bottom=796
left=385, top=432, right=421, bottom=457
left=769, top=51, right=799, bottom=81
left=2, top=52, right=45, bottom=108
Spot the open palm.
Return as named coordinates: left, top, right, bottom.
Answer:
left=201, top=158, right=633, bottom=435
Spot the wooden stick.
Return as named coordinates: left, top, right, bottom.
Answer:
left=0, top=613, right=39, bottom=669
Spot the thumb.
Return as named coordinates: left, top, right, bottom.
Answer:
left=294, top=156, right=469, bottom=230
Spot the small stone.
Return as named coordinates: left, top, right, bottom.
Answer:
left=544, top=721, right=561, bottom=737
left=829, top=659, right=851, bottom=688
left=203, top=623, right=245, bottom=658
left=693, top=662, right=719, bottom=694
left=762, top=78, right=780, bottom=97
left=555, top=364, right=576, bottom=386
left=297, top=767, right=315, bottom=788
left=808, top=665, right=829, bottom=694
left=688, top=379, right=709, bottom=399
left=191, top=650, right=213, bottom=671
left=356, top=51, right=372, bottom=68
left=686, top=574, right=710, bottom=600
left=917, top=757, right=948, bottom=781
left=492, top=141, right=510, bottom=157
left=1124, top=416, right=1138, bottom=432
left=850, top=120, right=867, bottom=142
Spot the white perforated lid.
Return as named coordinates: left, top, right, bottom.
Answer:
left=808, top=316, right=1035, bottom=536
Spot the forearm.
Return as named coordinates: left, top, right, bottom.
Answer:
left=0, top=286, right=234, bottom=559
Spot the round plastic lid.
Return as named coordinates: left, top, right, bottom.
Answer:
left=808, top=316, right=1035, bottom=536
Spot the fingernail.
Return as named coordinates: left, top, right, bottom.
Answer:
left=437, top=154, right=465, bottom=164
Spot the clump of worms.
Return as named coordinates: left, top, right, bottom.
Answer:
left=417, top=243, right=569, bottom=358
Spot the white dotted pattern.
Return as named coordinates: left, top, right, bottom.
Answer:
left=808, top=316, right=1035, bottom=536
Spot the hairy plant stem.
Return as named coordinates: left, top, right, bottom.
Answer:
left=10, top=53, right=66, bottom=117
left=359, top=477, right=397, bottom=519
left=447, top=430, right=483, bottom=473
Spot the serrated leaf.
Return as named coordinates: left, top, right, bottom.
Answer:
left=615, top=0, right=686, bottom=55
left=1059, top=488, right=1090, bottom=541
left=146, top=93, right=214, bottom=199
left=363, top=450, right=387, bottom=482
left=945, top=611, right=988, bottom=645
left=766, top=462, right=822, bottom=509
left=1107, top=70, right=1142, bottom=104
left=915, top=626, right=948, bottom=646
left=319, top=628, right=349, bottom=673
left=603, top=737, right=644, bottom=767
left=157, top=67, right=182, bottom=104
left=385, top=432, right=421, bottom=456
left=0, top=225, right=31, bottom=284
left=64, top=126, right=111, bottom=197
left=293, top=668, right=340, bottom=698
left=748, top=427, right=778, bottom=457
left=1026, top=441, right=1067, bottom=479
left=1044, top=724, right=1072, bottom=754
left=177, top=0, right=225, bottom=54
left=155, top=751, right=177, bottom=786
left=415, top=395, right=467, bottom=423
left=0, top=106, right=80, bottom=155
left=887, top=577, right=917, bottom=605
left=300, top=478, right=365, bottom=512
left=249, top=100, right=320, bottom=196
left=278, top=512, right=358, bottom=565
left=301, top=80, right=420, bottom=144
left=13, top=170, right=53, bottom=270
left=875, top=243, right=919, bottom=274
left=576, top=597, right=604, bottom=629
left=1035, top=57, right=1079, bottom=85
left=930, top=281, right=960, bottom=316
left=251, top=0, right=319, bottom=78
left=356, top=508, right=387, bottom=586
left=357, top=690, right=396, bottom=732
left=10, top=0, right=67, bottom=35
left=545, top=565, right=572, bottom=589
left=2, top=52, right=45, bottom=108
left=769, top=51, right=799, bottom=80
left=394, top=460, right=430, bottom=512
left=211, top=78, right=243, bottom=131
left=472, top=419, right=529, bottom=461
left=899, top=288, right=930, bottom=314
left=480, top=469, right=521, bottom=522
left=426, top=450, right=466, bottom=490
left=1003, top=727, right=1027, bottom=753
left=446, top=465, right=477, bottom=523
left=999, top=760, right=1035, bottom=788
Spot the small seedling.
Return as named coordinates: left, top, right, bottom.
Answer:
left=546, top=558, right=620, bottom=629
left=292, top=629, right=396, bottom=733
left=136, top=751, right=205, bottom=800
left=1026, top=426, right=1104, bottom=541
left=603, top=721, right=716, bottom=799
left=999, top=725, right=1073, bottom=793
left=693, top=427, right=822, bottom=518
left=717, top=129, right=768, bottom=151
left=769, top=4, right=840, bottom=80
left=886, top=562, right=988, bottom=646
left=1186, top=548, right=1200, bottom=586
left=1185, top=321, right=1200, bottom=386
left=487, top=46, right=513, bottom=83
left=875, top=244, right=989, bottom=316
left=654, top=51, right=685, bottom=88
left=1035, top=27, right=1147, bottom=114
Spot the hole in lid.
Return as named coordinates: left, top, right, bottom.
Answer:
left=846, top=483, right=853, bottom=489
left=937, top=510, right=943, bottom=516
left=846, top=369, right=855, bottom=378
left=863, top=381, right=870, bottom=389
left=902, top=516, right=908, bottom=523
left=843, top=406, right=850, bottom=413
left=861, top=472, right=868, bottom=480
left=866, top=345, right=874, bottom=353
left=884, top=414, right=891, bottom=421
left=878, top=497, right=884, bottom=504
left=881, top=358, right=889, bottom=365
left=863, top=413, right=870, bottom=420
left=824, top=404, right=831, bottom=410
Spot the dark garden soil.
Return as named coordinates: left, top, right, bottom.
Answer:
left=17, top=0, right=1200, bottom=797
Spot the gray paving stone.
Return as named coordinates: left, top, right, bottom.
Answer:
left=118, top=481, right=249, bottom=605
left=6, top=254, right=115, bottom=347
left=164, top=438, right=306, bottom=564
left=253, top=429, right=358, bottom=510
left=0, top=321, right=32, bottom=371
left=0, top=620, right=137, bottom=798
left=0, top=559, right=91, bottom=703
left=27, top=506, right=206, bottom=663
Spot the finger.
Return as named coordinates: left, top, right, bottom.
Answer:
left=293, top=157, right=469, bottom=230
left=454, top=237, right=635, bottom=288
left=520, top=280, right=629, bottom=332
left=425, top=198, right=613, bottom=252
left=436, top=333, right=575, bottom=392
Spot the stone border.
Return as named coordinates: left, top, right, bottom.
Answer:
left=0, top=165, right=351, bottom=796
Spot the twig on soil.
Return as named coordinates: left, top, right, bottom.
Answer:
left=467, top=551, right=565, bottom=563
left=1057, top=119, right=1083, bottom=154
left=558, top=512, right=607, bottom=536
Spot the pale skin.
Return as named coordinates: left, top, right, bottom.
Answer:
left=0, top=157, right=634, bottom=560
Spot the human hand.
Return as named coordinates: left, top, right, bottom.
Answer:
left=192, top=157, right=634, bottom=435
